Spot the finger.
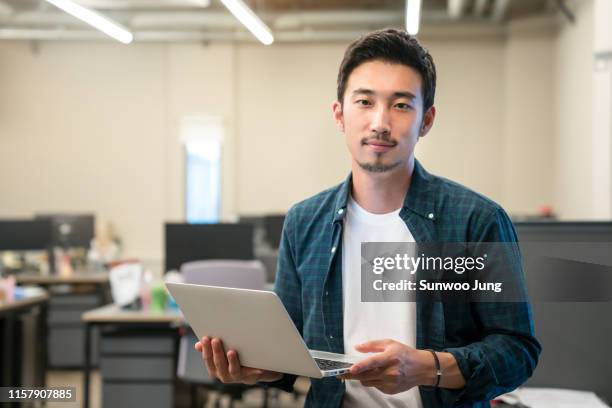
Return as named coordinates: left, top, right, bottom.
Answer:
left=338, top=367, right=383, bottom=381
left=241, top=367, right=265, bottom=385
left=347, top=370, right=385, bottom=381
left=257, top=370, right=283, bottom=383
left=226, top=349, right=242, bottom=380
left=194, top=341, right=202, bottom=352
left=360, top=380, right=384, bottom=388
left=355, top=339, right=392, bottom=353
left=241, top=367, right=264, bottom=377
left=211, top=338, right=231, bottom=381
left=201, top=337, right=217, bottom=377
left=351, top=353, right=392, bottom=374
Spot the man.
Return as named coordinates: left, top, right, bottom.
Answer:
left=195, top=28, right=540, bottom=407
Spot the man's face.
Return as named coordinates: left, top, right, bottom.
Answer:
left=332, top=60, right=434, bottom=174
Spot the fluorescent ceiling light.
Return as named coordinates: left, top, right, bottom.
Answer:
left=43, top=0, right=133, bottom=44
left=448, top=0, right=466, bottom=19
left=405, top=0, right=421, bottom=35
left=0, top=1, right=13, bottom=17
left=219, top=0, right=273, bottom=45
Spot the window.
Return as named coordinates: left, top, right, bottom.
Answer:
left=182, top=116, right=223, bottom=223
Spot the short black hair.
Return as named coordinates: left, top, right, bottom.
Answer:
left=337, top=28, right=436, bottom=112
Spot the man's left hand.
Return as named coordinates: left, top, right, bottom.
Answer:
left=337, top=339, right=434, bottom=395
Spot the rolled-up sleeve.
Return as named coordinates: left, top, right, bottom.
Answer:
left=440, top=208, right=542, bottom=405
left=266, top=208, right=302, bottom=392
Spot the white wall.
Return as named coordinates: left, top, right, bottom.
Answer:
left=418, top=37, right=506, bottom=204
left=502, top=17, right=556, bottom=215
left=0, top=16, right=596, bottom=262
left=163, top=44, right=235, bottom=222
left=0, top=42, right=167, bottom=260
left=592, top=0, right=612, bottom=218
left=0, top=42, right=236, bottom=262
left=236, top=43, right=349, bottom=214
left=554, top=0, right=595, bottom=219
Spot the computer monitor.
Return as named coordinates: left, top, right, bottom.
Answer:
left=0, top=219, right=53, bottom=251
left=35, top=214, right=95, bottom=249
left=238, top=215, right=264, bottom=228
left=515, top=221, right=612, bottom=403
left=164, top=223, right=254, bottom=273
left=263, top=214, right=285, bottom=249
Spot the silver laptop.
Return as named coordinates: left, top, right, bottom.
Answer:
left=165, top=282, right=359, bottom=378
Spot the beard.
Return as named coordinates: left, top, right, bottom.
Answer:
left=357, top=156, right=402, bottom=173
left=357, top=131, right=402, bottom=173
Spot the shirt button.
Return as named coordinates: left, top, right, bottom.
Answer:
left=331, top=246, right=336, bottom=253
left=338, top=208, right=344, bottom=215
left=329, top=335, right=334, bottom=339
left=325, top=291, right=329, bottom=296
left=428, top=213, right=435, bottom=220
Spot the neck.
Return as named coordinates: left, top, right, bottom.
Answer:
left=350, top=157, right=414, bottom=214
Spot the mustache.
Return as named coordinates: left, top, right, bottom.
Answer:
left=361, top=132, right=395, bottom=145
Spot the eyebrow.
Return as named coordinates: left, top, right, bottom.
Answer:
left=351, top=88, right=417, bottom=100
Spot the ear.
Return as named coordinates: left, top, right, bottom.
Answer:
left=332, top=100, right=345, bottom=132
left=419, top=106, right=436, bottom=138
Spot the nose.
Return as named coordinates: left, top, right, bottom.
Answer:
left=370, top=105, right=391, bottom=137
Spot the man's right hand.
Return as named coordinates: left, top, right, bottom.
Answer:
left=195, top=336, right=283, bottom=385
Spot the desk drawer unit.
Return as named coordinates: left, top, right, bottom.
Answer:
left=103, top=383, right=173, bottom=408
left=100, top=330, right=177, bottom=408
left=48, top=292, right=101, bottom=368
left=48, top=326, right=99, bottom=367
left=48, top=309, right=84, bottom=324
left=49, top=294, right=99, bottom=308
left=100, top=336, right=174, bottom=354
left=101, top=356, right=174, bottom=380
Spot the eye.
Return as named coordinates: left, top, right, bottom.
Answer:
left=356, top=99, right=371, bottom=106
left=395, top=103, right=412, bottom=111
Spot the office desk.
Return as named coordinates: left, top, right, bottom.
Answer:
left=0, top=290, right=49, bottom=407
left=15, top=271, right=109, bottom=286
left=16, top=272, right=109, bottom=368
left=82, top=304, right=183, bottom=408
left=0, top=291, right=48, bottom=314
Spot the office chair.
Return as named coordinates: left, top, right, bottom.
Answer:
left=176, top=260, right=272, bottom=408
left=180, top=260, right=266, bottom=289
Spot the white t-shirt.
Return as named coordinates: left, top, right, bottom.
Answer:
left=342, top=197, right=423, bottom=408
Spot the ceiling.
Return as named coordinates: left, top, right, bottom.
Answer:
left=0, top=0, right=561, bottom=42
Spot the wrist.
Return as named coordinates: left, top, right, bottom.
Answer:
left=417, top=351, right=466, bottom=389
left=416, top=349, right=437, bottom=386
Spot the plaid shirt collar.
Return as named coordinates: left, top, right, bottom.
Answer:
left=331, top=158, right=436, bottom=224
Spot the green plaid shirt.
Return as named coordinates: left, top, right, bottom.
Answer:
left=272, top=159, right=541, bottom=407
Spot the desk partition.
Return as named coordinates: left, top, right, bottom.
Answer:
left=516, top=222, right=612, bottom=403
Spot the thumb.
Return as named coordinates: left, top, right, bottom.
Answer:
left=355, top=339, right=392, bottom=353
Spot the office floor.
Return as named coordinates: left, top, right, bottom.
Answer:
left=47, top=370, right=309, bottom=408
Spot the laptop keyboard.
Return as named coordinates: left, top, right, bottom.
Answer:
left=314, top=358, right=353, bottom=371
